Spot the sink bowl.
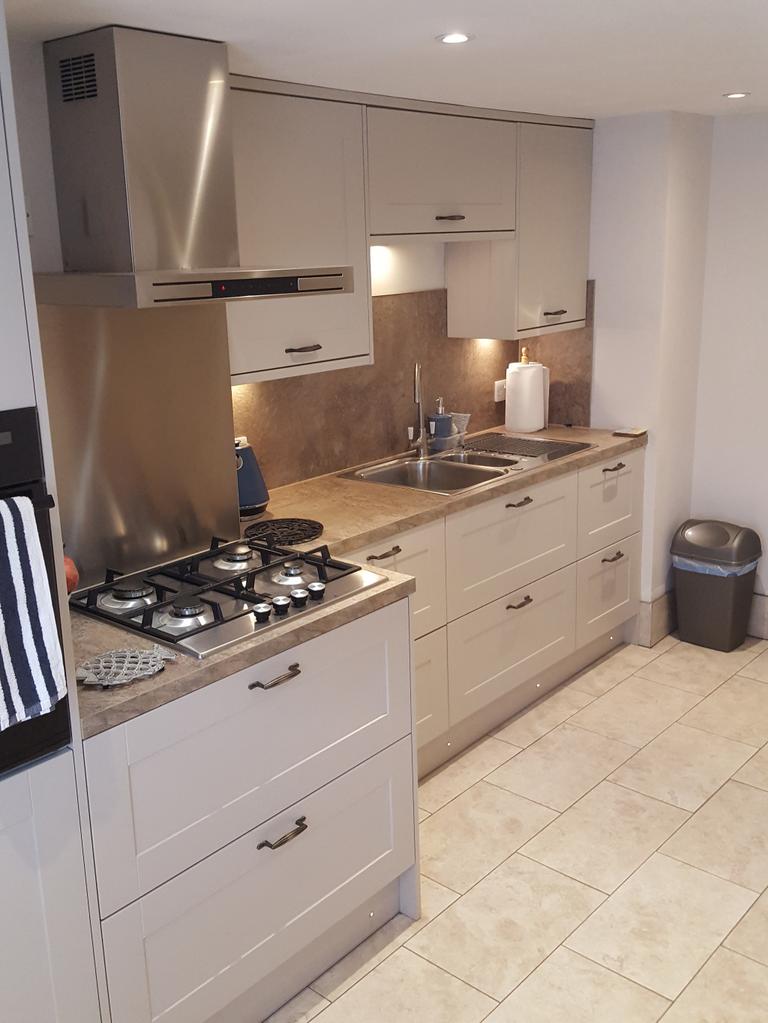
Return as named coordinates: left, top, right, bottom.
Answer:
left=438, top=451, right=520, bottom=469
left=344, top=456, right=507, bottom=494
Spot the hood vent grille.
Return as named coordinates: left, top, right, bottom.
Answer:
left=59, top=53, right=97, bottom=103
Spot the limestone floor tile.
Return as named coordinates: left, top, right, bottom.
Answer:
left=610, top=723, right=755, bottom=811
left=741, top=647, right=768, bottom=683
left=570, top=676, right=701, bottom=747
left=651, top=634, right=679, bottom=655
left=266, top=987, right=330, bottom=1023
left=486, top=723, right=637, bottom=811
left=316, top=948, right=495, bottom=1023
left=494, top=685, right=594, bottom=748
left=483, top=946, right=669, bottom=1023
left=661, top=947, right=768, bottom=1022
left=569, top=644, right=662, bottom=697
left=565, top=853, right=756, bottom=999
left=419, top=780, right=556, bottom=892
left=635, top=637, right=767, bottom=697
left=311, top=877, right=457, bottom=1001
left=681, top=676, right=768, bottom=747
left=735, top=743, right=768, bottom=790
left=662, top=780, right=768, bottom=892
left=522, top=781, right=688, bottom=893
left=725, top=890, right=768, bottom=966
left=418, top=736, right=520, bottom=813
left=407, top=853, right=604, bottom=1000
left=417, top=807, right=430, bottom=823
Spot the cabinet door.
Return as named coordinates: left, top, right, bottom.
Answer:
left=102, top=738, right=415, bottom=1023
left=517, top=124, right=593, bottom=334
left=413, top=628, right=449, bottom=748
left=345, top=518, right=447, bottom=638
left=577, top=533, right=641, bottom=646
left=448, top=565, right=577, bottom=721
left=226, top=91, right=372, bottom=380
left=446, top=473, right=578, bottom=620
left=577, top=449, right=644, bottom=558
left=86, top=600, right=411, bottom=918
left=0, top=751, right=100, bottom=1023
left=367, top=108, right=517, bottom=236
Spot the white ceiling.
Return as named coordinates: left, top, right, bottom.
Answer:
left=6, top=0, right=768, bottom=118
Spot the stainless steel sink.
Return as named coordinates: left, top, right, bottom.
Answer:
left=342, top=455, right=508, bottom=494
left=438, top=451, right=520, bottom=469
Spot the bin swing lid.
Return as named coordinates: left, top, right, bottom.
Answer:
left=671, top=518, right=762, bottom=567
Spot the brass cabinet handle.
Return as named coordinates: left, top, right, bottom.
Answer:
left=257, top=816, right=308, bottom=851
left=367, top=544, right=402, bottom=562
left=506, top=496, right=533, bottom=509
left=507, top=595, right=533, bottom=610
left=603, top=462, right=626, bottom=473
left=435, top=214, right=466, bottom=221
left=602, top=550, right=625, bottom=564
left=248, top=662, right=301, bottom=690
left=543, top=308, right=567, bottom=316
left=285, top=344, right=322, bottom=353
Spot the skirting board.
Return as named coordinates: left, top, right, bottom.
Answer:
left=749, top=593, right=768, bottom=640
left=633, top=591, right=677, bottom=648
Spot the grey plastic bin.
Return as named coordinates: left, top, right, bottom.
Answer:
left=671, top=519, right=762, bottom=652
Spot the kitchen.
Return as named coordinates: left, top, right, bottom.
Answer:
left=1, top=2, right=767, bottom=1022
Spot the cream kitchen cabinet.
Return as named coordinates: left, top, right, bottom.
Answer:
left=85, top=600, right=411, bottom=918
left=102, top=737, right=415, bottom=1023
left=577, top=532, right=641, bottom=647
left=413, top=628, right=450, bottom=747
left=367, top=107, right=517, bottom=237
left=0, top=750, right=100, bottom=1023
left=344, top=518, right=447, bottom=639
left=226, top=90, right=372, bottom=381
left=448, top=564, right=577, bottom=722
left=517, top=123, right=593, bottom=335
left=445, top=473, right=578, bottom=619
left=577, top=449, right=644, bottom=557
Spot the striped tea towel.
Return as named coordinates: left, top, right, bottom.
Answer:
left=0, top=497, right=66, bottom=731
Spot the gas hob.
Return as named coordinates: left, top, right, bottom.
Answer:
left=70, top=538, right=384, bottom=659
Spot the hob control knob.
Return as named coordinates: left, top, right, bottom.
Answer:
left=290, top=588, right=309, bottom=608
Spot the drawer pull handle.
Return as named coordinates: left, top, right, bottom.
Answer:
left=367, top=544, right=402, bottom=562
left=248, top=662, right=301, bottom=691
left=603, top=462, right=626, bottom=473
left=543, top=308, right=567, bottom=316
left=506, top=496, right=533, bottom=509
left=507, top=595, right=533, bottom=610
left=435, top=214, right=466, bottom=222
left=257, top=816, right=308, bottom=851
left=285, top=344, right=323, bottom=354
left=602, top=550, right=625, bottom=564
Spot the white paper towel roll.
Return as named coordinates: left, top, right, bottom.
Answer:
left=505, top=362, right=550, bottom=433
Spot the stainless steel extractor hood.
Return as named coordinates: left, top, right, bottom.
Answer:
left=35, top=26, right=353, bottom=308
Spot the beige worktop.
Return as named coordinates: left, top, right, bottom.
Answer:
left=73, top=425, right=645, bottom=740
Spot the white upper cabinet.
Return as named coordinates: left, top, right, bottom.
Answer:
left=367, top=108, right=517, bottom=236
left=517, top=124, right=593, bottom=334
left=226, top=91, right=372, bottom=381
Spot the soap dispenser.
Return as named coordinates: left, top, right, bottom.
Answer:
left=428, top=397, right=453, bottom=438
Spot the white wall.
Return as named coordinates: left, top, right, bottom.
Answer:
left=691, top=115, right=768, bottom=595
left=590, top=112, right=712, bottom=602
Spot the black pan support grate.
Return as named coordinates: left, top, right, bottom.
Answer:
left=466, top=432, right=592, bottom=460
left=245, top=517, right=323, bottom=546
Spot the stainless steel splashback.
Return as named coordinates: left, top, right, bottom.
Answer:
left=37, top=303, right=241, bottom=587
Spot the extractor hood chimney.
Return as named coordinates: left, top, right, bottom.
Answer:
left=35, top=26, right=353, bottom=307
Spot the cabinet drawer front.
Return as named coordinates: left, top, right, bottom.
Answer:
left=345, top=519, right=447, bottom=638
left=446, top=474, right=578, bottom=619
left=102, top=738, right=415, bottom=1023
left=413, top=629, right=449, bottom=748
left=367, top=108, right=517, bottom=235
left=577, top=533, right=641, bottom=647
left=578, top=449, right=644, bottom=557
left=448, top=565, right=577, bottom=722
left=86, top=600, right=411, bottom=918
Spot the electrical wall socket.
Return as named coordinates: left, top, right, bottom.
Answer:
left=494, top=379, right=506, bottom=402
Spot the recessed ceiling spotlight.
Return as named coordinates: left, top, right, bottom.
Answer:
left=723, top=91, right=750, bottom=99
left=437, top=32, right=472, bottom=44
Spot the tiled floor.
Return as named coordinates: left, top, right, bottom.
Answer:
left=269, top=635, right=768, bottom=1023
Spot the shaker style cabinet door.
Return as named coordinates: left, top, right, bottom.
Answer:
left=577, top=449, right=644, bottom=558
left=517, top=123, right=593, bottom=334
left=413, top=627, right=449, bottom=747
left=576, top=532, right=641, bottom=646
left=367, top=107, right=517, bottom=236
left=227, top=90, right=372, bottom=380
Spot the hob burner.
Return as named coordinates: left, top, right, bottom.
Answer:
left=171, top=594, right=206, bottom=618
left=97, top=577, right=156, bottom=613
left=213, top=543, right=254, bottom=571
left=245, top=518, right=323, bottom=546
left=272, top=560, right=309, bottom=586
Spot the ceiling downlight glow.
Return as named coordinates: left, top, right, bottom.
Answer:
left=723, top=91, right=750, bottom=99
left=437, top=32, right=472, bottom=45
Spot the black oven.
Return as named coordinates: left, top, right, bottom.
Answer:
left=0, top=406, right=70, bottom=776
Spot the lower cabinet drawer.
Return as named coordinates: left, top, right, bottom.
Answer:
left=86, top=600, right=411, bottom=919
left=576, top=532, right=641, bottom=646
left=413, top=628, right=449, bottom=748
left=448, top=564, right=577, bottom=722
left=102, top=738, right=415, bottom=1023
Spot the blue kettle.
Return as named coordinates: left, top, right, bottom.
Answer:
left=235, top=436, right=269, bottom=517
